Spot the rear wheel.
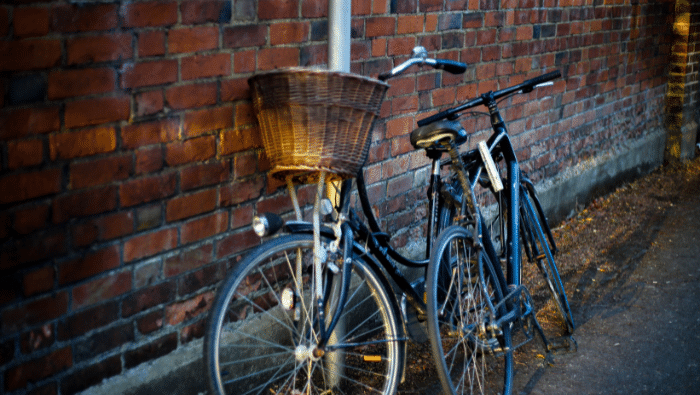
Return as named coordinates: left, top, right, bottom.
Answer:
left=426, top=225, right=513, bottom=395
left=205, top=234, right=404, bottom=395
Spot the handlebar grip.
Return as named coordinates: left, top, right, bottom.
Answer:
left=435, top=59, right=467, bottom=74
left=527, top=70, right=561, bottom=88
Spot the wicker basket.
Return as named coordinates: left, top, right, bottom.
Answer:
left=249, top=68, right=389, bottom=184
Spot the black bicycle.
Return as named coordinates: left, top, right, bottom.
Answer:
left=204, top=47, right=473, bottom=395
left=421, top=72, right=576, bottom=395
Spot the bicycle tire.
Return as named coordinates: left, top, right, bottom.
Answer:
left=426, top=225, right=513, bottom=395
left=205, top=234, right=404, bottom=395
left=520, top=189, right=575, bottom=335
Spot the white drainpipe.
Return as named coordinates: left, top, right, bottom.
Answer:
left=328, top=0, right=351, bottom=72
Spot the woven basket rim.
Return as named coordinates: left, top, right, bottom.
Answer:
left=248, top=67, right=389, bottom=88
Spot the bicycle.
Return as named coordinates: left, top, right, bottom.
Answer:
left=204, top=47, right=472, bottom=395
left=420, top=71, right=577, bottom=395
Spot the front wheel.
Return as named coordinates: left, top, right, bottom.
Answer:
left=426, top=225, right=513, bottom=395
left=205, top=234, right=404, bottom=395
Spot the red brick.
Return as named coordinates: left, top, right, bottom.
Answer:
left=181, top=161, right=229, bottom=190
left=231, top=204, right=254, bottom=229
left=23, top=266, right=54, bottom=297
left=398, top=15, right=423, bottom=34
left=51, top=4, right=117, bottom=32
left=135, top=90, right=165, bottom=116
left=0, top=231, right=66, bottom=271
left=181, top=53, right=230, bottom=80
left=181, top=211, right=228, bottom=244
left=302, top=0, right=327, bottom=17
left=166, top=188, right=217, bottom=222
left=223, top=25, right=266, bottom=48
left=58, top=245, right=120, bottom=285
left=366, top=17, right=396, bottom=37
left=256, top=192, right=295, bottom=215
left=387, top=173, right=413, bottom=198
left=7, top=138, right=43, bottom=169
left=69, top=154, right=131, bottom=190
left=0, top=107, right=60, bottom=140
left=135, top=146, right=164, bottom=175
left=219, top=176, right=264, bottom=206
left=4, top=347, right=72, bottom=392
left=0, top=39, right=61, bottom=71
left=233, top=49, right=256, bottom=73
left=122, top=281, right=176, bottom=317
left=165, top=135, right=216, bottom=165
left=183, top=106, right=233, bottom=137
left=219, top=127, right=262, bottom=156
left=164, top=243, right=213, bottom=276
left=123, top=227, right=178, bottom=262
left=0, top=168, right=61, bottom=204
left=165, top=291, right=213, bottom=326
left=122, top=118, right=179, bottom=149
left=48, top=68, right=116, bottom=99
left=270, top=22, right=309, bottom=45
left=51, top=186, right=118, bottom=223
left=50, top=126, right=117, bottom=159
left=72, top=270, right=132, bottom=309
left=385, top=116, right=413, bottom=139
left=388, top=36, right=416, bottom=56
left=96, top=211, right=135, bottom=240
left=14, top=7, right=50, bottom=38
left=165, top=82, right=217, bottom=110
left=137, top=310, right=163, bottom=334
left=2, top=293, right=68, bottom=335
left=352, top=0, right=372, bottom=15
left=121, top=60, right=178, bottom=88
left=57, top=302, right=118, bottom=340
left=138, top=30, right=166, bottom=57
left=233, top=151, right=257, bottom=178
left=122, top=1, right=178, bottom=27
left=180, top=318, right=205, bottom=344
left=119, top=173, right=177, bottom=207
left=258, top=0, right=298, bottom=19
left=220, top=78, right=248, bottom=102
left=168, top=26, right=218, bottom=53
left=20, top=324, right=54, bottom=354
left=257, top=47, right=299, bottom=70
left=67, top=33, right=132, bottom=65
left=181, top=0, right=228, bottom=24
left=216, top=228, right=259, bottom=258
left=65, top=96, right=129, bottom=128
left=14, top=204, right=49, bottom=235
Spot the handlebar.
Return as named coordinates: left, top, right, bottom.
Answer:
left=378, top=46, right=467, bottom=81
left=417, top=70, right=561, bottom=127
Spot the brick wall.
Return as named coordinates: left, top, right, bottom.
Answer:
left=0, top=0, right=676, bottom=394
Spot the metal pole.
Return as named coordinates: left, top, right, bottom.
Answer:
left=328, top=0, right=351, bottom=72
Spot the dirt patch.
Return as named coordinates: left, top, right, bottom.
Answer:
left=398, top=157, right=700, bottom=394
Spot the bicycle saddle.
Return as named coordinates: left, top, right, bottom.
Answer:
left=410, top=120, right=467, bottom=151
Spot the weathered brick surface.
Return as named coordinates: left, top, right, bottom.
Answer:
left=0, top=0, right=684, bottom=393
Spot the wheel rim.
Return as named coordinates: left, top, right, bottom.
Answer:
left=209, top=237, right=402, bottom=395
left=428, top=228, right=510, bottom=395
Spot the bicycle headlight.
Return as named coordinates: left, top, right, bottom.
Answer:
left=252, top=213, right=283, bottom=237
